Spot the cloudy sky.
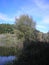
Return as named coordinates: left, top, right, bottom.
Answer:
left=0, top=0, right=49, bottom=33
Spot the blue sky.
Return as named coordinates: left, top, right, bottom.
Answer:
left=0, top=0, right=49, bottom=33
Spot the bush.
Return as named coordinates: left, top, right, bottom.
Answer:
left=11, top=41, right=49, bottom=65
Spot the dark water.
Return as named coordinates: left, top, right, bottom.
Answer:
left=0, top=56, right=16, bottom=65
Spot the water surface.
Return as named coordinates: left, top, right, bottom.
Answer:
left=0, top=56, right=16, bottom=65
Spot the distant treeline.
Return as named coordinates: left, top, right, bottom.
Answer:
left=0, top=24, right=14, bottom=34
left=0, top=15, right=49, bottom=42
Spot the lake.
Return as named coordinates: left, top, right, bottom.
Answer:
left=0, top=56, right=16, bottom=65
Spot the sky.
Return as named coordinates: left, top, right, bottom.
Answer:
left=0, top=0, right=49, bottom=33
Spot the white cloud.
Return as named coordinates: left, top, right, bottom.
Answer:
left=0, top=13, right=14, bottom=21
left=36, top=24, right=48, bottom=33
left=36, top=15, right=49, bottom=33
left=42, top=16, right=49, bottom=24
left=34, top=0, right=49, bottom=9
left=36, top=24, right=46, bottom=29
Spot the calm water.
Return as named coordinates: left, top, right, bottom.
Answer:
left=0, top=56, right=16, bottom=65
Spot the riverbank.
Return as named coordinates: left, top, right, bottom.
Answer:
left=0, top=46, right=19, bottom=56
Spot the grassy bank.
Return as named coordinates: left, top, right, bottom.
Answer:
left=0, top=46, right=19, bottom=56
